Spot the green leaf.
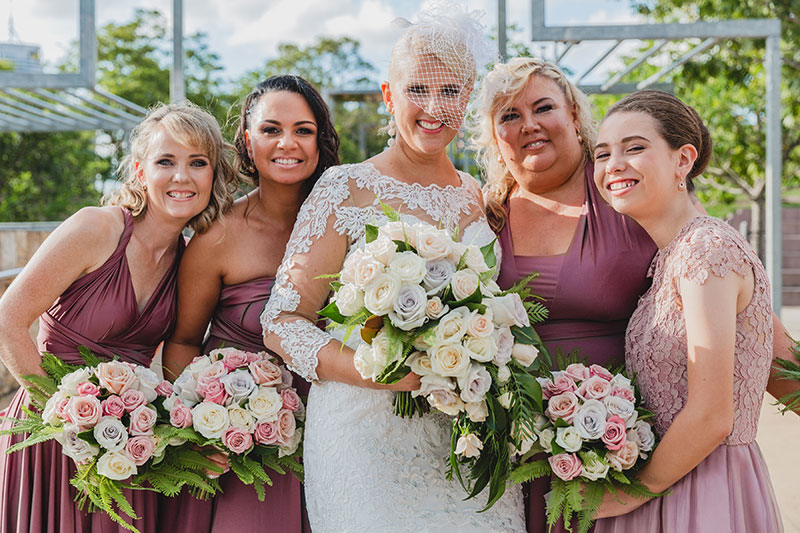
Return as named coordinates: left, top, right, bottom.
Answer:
left=78, top=346, right=104, bottom=367
left=318, top=300, right=347, bottom=324
left=365, top=223, right=379, bottom=243
left=480, top=238, right=497, bottom=270
left=378, top=199, right=402, bottom=222
left=509, top=459, right=551, bottom=483
left=450, top=285, right=483, bottom=307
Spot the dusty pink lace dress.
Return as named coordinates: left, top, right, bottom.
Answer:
left=595, top=216, right=783, bottom=533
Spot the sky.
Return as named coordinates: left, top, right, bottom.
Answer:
left=1, top=0, right=643, bottom=85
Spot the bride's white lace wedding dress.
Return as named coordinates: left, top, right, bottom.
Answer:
left=261, top=162, right=525, bottom=532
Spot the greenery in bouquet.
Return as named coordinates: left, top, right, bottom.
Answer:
left=0, top=347, right=219, bottom=532
left=317, top=202, right=552, bottom=509
left=510, top=360, right=662, bottom=533
left=162, top=347, right=304, bottom=502
left=774, top=335, right=800, bottom=413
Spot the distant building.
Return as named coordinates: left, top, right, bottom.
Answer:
left=0, top=42, right=42, bottom=73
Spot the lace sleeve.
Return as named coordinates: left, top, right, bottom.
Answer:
left=260, top=167, right=352, bottom=381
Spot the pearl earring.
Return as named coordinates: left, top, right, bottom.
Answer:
left=678, top=181, right=686, bottom=191
left=386, top=115, right=397, bottom=148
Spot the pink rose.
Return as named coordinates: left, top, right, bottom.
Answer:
left=248, top=360, right=283, bottom=387
left=543, top=374, right=577, bottom=400
left=129, top=405, right=157, bottom=436
left=196, top=361, right=227, bottom=389
left=96, top=361, right=138, bottom=395
left=222, top=427, right=253, bottom=454
left=245, top=352, right=262, bottom=364
left=548, top=453, right=582, bottom=481
left=564, top=363, right=590, bottom=382
left=101, top=395, right=125, bottom=419
left=577, top=375, right=612, bottom=401
left=253, top=421, right=280, bottom=445
left=606, top=439, right=640, bottom=471
left=197, top=380, right=228, bottom=405
left=545, top=391, right=580, bottom=423
left=279, top=389, right=301, bottom=412
left=275, top=409, right=296, bottom=446
left=121, top=389, right=146, bottom=412
left=155, top=380, right=174, bottom=397
left=609, top=387, right=635, bottom=403
left=55, top=397, right=70, bottom=419
left=169, top=400, right=193, bottom=429
left=601, top=415, right=627, bottom=451
left=125, top=435, right=155, bottom=466
left=76, top=382, right=100, bottom=397
left=65, top=395, right=102, bottom=430
left=588, top=364, right=614, bottom=381
left=221, top=349, right=249, bottom=371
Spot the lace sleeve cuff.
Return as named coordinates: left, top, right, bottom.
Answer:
left=268, top=320, right=331, bottom=382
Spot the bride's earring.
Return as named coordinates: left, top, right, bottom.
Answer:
left=386, top=115, right=397, bottom=148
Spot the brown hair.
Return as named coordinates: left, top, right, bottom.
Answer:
left=604, top=90, right=712, bottom=192
left=472, top=57, right=596, bottom=233
left=104, top=101, right=237, bottom=233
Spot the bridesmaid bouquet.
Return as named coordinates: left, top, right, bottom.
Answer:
left=162, top=347, right=304, bottom=501
left=0, top=348, right=217, bottom=532
left=510, top=362, right=659, bottom=533
left=318, top=203, right=551, bottom=509
left=774, top=336, right=800, bottom=413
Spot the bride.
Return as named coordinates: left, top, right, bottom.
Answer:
left=261, top=4, right=525, bottom=532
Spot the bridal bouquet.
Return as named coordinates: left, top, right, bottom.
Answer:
left=318, top=204, right=551, bottom=509
left=510, top=362, right=659, bottom=533
left=0, top=348, right=217, bottom=532
left=163, top=347, right=304, bottom=500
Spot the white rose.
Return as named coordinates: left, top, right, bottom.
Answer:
left=496, top=364, right=511, bottom=385
left=435, top=308, right=469, bottom=345
left=455, top=433, right=483, bottom=458
left=247, top=386, right=283, bottom=423
left=93, top=416, right=128, bottom=452
left=457, top=363, right=492, bottom=404
left=427, top=389, right=465, bottom=416
left=512, top=422, right=538, bottom=456
left=493, top=326, right=514, bottom=366
left=220, top=369, right=257, bottom=404
left=555, top=426, right=584, bottom=453
left=535, top=427, right=555, bottom=453
left=429, top=344, right=470, bottom=378
left=96, top=451, right=138, bottom=481
left=425, top=296, right=449, bottom=320
left=42, top=391, right=68, bottom=425
left=388, top=284, right=428, bottom=331
left=465, top=400, right=488, bottom=422
left=466, top=311, right=494, bottom=338
left=415, top=226, right=452, bottom=260
left=173, top=372, right=200, bottom=407
left=364, top=235, right=397, bottom=265
left=604, top=396, right=638, bottom=428
left=389, top=251, right=427, bottom=284
left=414, top=374, right=455, bottom=398
left=371, top=330, right=401, bottom=368
left=58, top=368, right=92, bottom=395
left=192, top=402, right=230, bottom=439
left=422, top=259, right=456, bottom=295
left=574, top=399, right=608, bottom=440
left=340, top=249, right=367, bottom=284
left=511, top=343, right=540, bottom=367
left=380, top=221, right=415, bottom=246
left=228, top=406, right=255, bottom=432
left=610, top=374, right=633, bottom=391
left=497, top=391, right=512, bottom=409
left=580, top=452, right=611, bottom=481
left=451, top=269, right=480, bottom=301
left=55, top=423, right=99, bottom=463
left=363, top=273, right=401, bottom=315
left=354, top=255, right=386, bottom=289
left=335, top=283, right=365, bottom=316
left=462, top=335, right=498, bottom=363
left=485, top=293, right=530, bottom=328
left=447, top=241, right=467, bottom=264
left=278, top=427, right=303, bottom=458
left=407, top=352, right=434, bottom=376
left=413, top=329, right=435, bottom=352
left=463, top=246, right=489, bottom=273
left=134, top=366, right=161, bottom=402
left=481, top=278, right=501, bottom=297
left=187, top=355, right=213, bottom=376
left=353, top=343, right=379, bottom=381
left=629, top=420, right=656, bottom=453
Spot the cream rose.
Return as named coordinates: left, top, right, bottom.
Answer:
left=340, top=249, right=367, bottom=284
left=228, top=406, right=255, bottom=432
left=335, top=283, right=365, bottom=316
left=580, top=452, right=611, bottom=481
left=462, top=335, right=497, bottom=363
left=364, top=235, right=396, bottom=265
left=427, top=389, right=465, bottom=416
left=435, top=308, right=469, bottom=345
left=371, top=330, right=401, bottom=368
left=97, top=451, right=137, bottom=480
left=535, top=427, right=556, bottom=453
left=42, top=391, right=68, bottom=425
left=466, top=311, right=494, bottom=338
left=278, top=427, right=303, bottom=458
left=354, top=255, right=386, bottom=289
left=485, top=293, right=530, bottom=328
left=415, top=226, right=452, bottom=260
left=447, top=241, right=467, bottom=264
left=380, top=221, right=415, bottom=246
left=247, top=387, right=283, bottom=423
left=429, top=344, right=470, bottom=378
left=455, top=433, right=483, bottom=458
left=425, top=296, right=449, bottom=320
left=462, top=246, right=489, bottom=273
left=363, top=273, right=401, bottom=315
left=496, top=364, right=511, bottom=385
left=191, top=402, right=230, bottom=439
left=451, top=269, right=480, bottom=301
left=353, top=343, right=380, bottom=381
left=406, top=351, right=434, bottom=376
left=497, top=391, right=512, bottom=409
left=555, top=426, right=583, bottom=453
left=465, top=400, right=488, bottom=422
left=511, top=343, right=540, bottom=367
left=388, top=251, right=427, bottom=284
left=607, top=439, right=640, bottom=471
left=96, top=361, right=138, bottom=395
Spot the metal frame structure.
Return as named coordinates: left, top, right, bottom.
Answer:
left=0, top=0, right=146, bottom=133
left=508, top=0, right=783, bottom=311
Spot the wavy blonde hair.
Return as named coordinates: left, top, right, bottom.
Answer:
left=472, top=57, right=596, bottom=233
left=104, top=101, right=237, bottom=234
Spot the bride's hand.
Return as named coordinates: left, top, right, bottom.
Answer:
left=375, top=372, right=421, bottom=391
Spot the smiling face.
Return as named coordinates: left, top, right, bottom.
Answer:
left=493, top=75, right=584, bottom=193
left=593, top=111, right=695, bottom=219
left=137, top=126, right=214, bottom=224
left=245, top=90, right=319, bottom=186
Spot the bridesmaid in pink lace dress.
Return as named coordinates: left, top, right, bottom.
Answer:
left=159, top=76, right=338, bottom=533
left=0, top=102, right=237, bottom=532
left=590, top=90, right=783, bottom=532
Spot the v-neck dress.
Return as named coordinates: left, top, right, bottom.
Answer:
left=0, top=208, right=183, bottom=533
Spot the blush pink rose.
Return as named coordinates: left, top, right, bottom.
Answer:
left=588, top=364, right=614, bottom=381
left=606, top=439, right=639, bottom=471
left=275, top=409, right=296, bottom=446
left=253, top=421, right=280, bottom=445
left=545, top=391, right=580, bottom=423
left=222, top=427, right=253, bottom=454
left=564, top=363, right=590, bottom=382
left=76, top=382, right=100, bottom=397
left=196, top=361, right=227, bottom=389
left=197, top=380, right=228, bottom=405
left=609, top=387, right=635, bottom=403
left=55, top=397, right=71, bottom=419
left=548, top=453, right=582, bottom=481
left=65, top=395, right=102, bottom=430
left=155, top=380, right=174, bottom=397
left=248, top=360, right=283, bottom=387
left=279, top=389, right=301, bottom=412
left=101, top=395, right=125, bottom=419
left=577, top=375, right=612, bottom=401
left=601, top=415, right=627, bottom=451
left=96, top=361, right=138, bottom=395
left=125, top=435, right=155, bottom=466
left=543, top=374, right=577, bottom=400
left=129, top=405, right=157, bottom=436
left=121, top=389, right=146, bottom=412
left=169, top=400, right=193, bottom=429
left=245, top=352, right=262, bottom=364
left=221, top=349, right=250, bottom=371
